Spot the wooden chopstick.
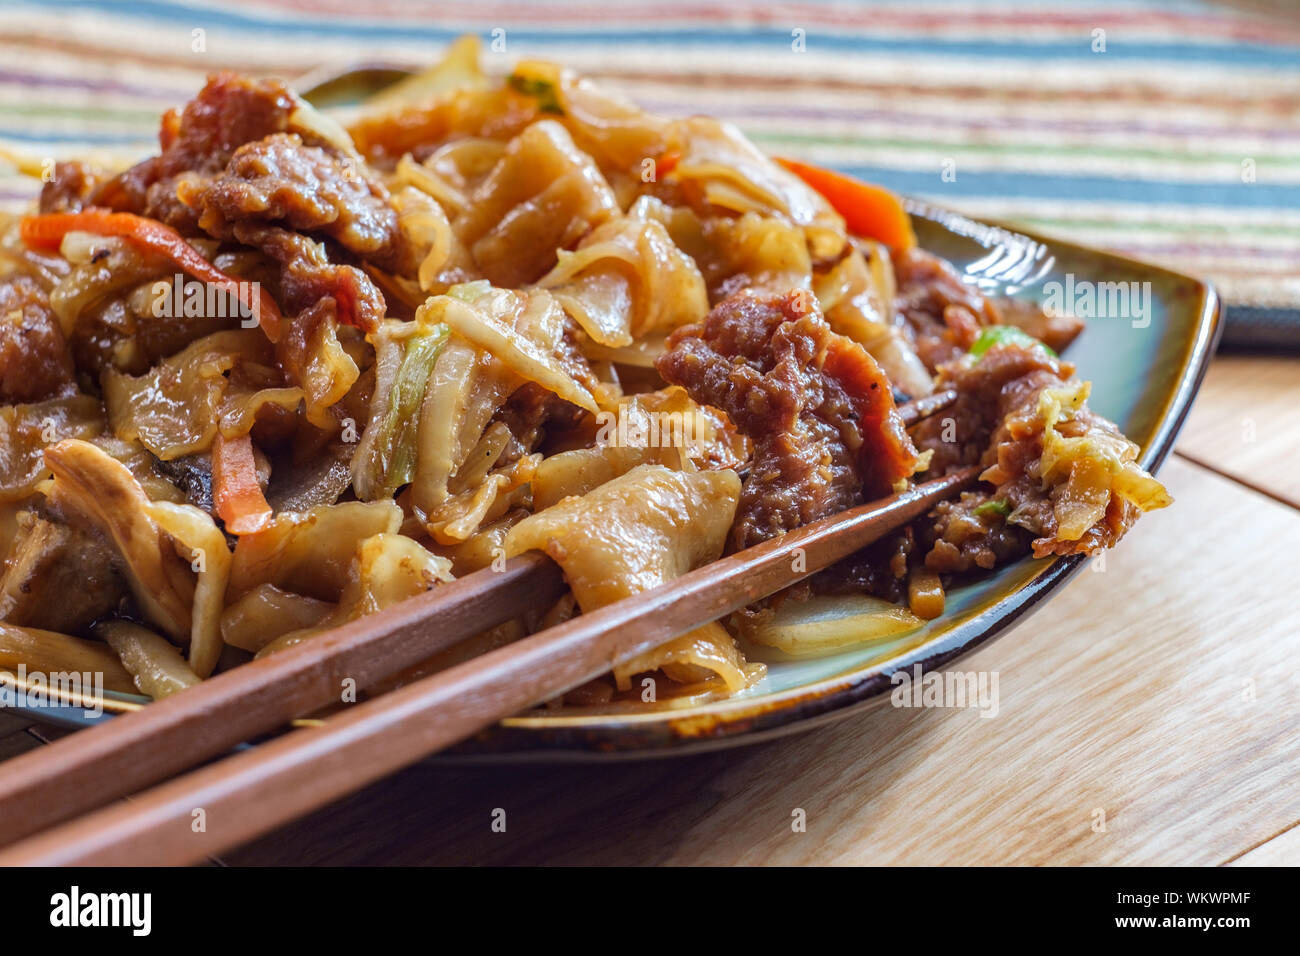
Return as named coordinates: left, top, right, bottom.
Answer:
left=0, top=465, right=978, bottom=866
left=0, top=551, right=566, bottom=849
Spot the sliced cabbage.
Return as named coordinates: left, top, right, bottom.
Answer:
left=1029, top=381, right=1172, bottom=542
left=420, top=284, right=598, bottom=413
left=89, top=433, right=188, bottom=504
left=144, top=499, right=232, bottom=677
left=48, top=234, right=171, bottom=337
left=103, top=329, right=269, bottom=460
left=427, top=510, right=525, bottom=576
left=0, top=622, right=137, bottom=695
left=218, top=385, right=304, bottom=439
left=277, top=294, right=362, bottom=430
left=98, top=620, right=201, bottom=700
left=813, top=248, right=932, bottom=397
left=616, top=625, right=756, bottom=693
left=389, top=178, right=476, bottom=293
left=426, top=451, right=538, bottom=545
left=220, top=583, right=334, bottom=654
left=410, top=333, right=520, bottom=518
left=338, top=532, right=454, bottom=617
left=351, top=319, right=449, bottom=501
left=579, top=332, right=669, bottom=370
left=0, top=395, right=104, bottom=502
left=256, top=532, right=453, bottom=657
left=740, top=594, right=924, bottom=658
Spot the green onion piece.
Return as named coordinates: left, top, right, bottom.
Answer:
left=968, top=325, right=1057, bottom=360
left=973, top=499, right=1012, bottom=518
left=508, top=74, right=564, bottom=114
left=372, top=324, right=449, bottom=497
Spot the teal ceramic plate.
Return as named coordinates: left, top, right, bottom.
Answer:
left=10, top=205, right=1220, bottom=761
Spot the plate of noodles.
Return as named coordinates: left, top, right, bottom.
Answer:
left=0, top=37, right=1218, bottom=758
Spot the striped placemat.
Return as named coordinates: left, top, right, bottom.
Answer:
left=2, top=0, right=1298, bottom=345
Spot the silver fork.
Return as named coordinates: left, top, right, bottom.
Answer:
left=903, top=198, right=1056, bottom=296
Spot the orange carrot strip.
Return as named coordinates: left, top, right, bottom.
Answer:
left=20, top=210, right=282, bottom=341
left=211, top=432, right=273, bottom=536
left=774, top=157, right=916, bottom=253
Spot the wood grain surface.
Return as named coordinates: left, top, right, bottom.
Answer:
left=1178, top=355, right=1300, bottom=508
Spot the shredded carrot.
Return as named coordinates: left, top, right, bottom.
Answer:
left=774, top=157, right=916, bottom=253
left=211, top=432, right=273, bottom=536
left=656, top=150, right=681, bottom=178
left=19, top=210, right=283, bottom=341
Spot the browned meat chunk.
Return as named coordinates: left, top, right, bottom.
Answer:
left=922, top=491, right=1032, bottom=574
left=186, top=134, right=410, bottom=272
left=894, top=247, right=999, bottom=371
left=804, top=528, right=915, bottom=604
left=911, top=345, right=1069, bottom=477
left=911, top=346, right=1071, bottom=572
left=231, top=224, right=386, bottom=334
left=894, top=249, right=1084, bottom=372
left=156, top=73, right=298, bottom=179
left=38, top=161, right=110, bottom=214
left=0, top=277, right=76, bottom=404
left=658, top=289, right=918, bottom=550
left=913, top=344, right=1169, bottom=566
left=0, top=513, right=126, bottom=632
left=54, top=74, right=397, bottom=362
left=91, top=72, right=298, bottom=229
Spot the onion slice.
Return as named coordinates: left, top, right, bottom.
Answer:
left=746, top=593, right=924, bottom=658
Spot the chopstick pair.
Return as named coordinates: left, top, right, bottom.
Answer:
left=0, top=394, right=973, bottom=866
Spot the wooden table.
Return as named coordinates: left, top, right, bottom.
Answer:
left=2, top=356, right=1295, bottom=865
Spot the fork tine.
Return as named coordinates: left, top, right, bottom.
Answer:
left=906, top=200, right=1053, bottom=296
left=1003, top=247, right=1057, bottom=294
